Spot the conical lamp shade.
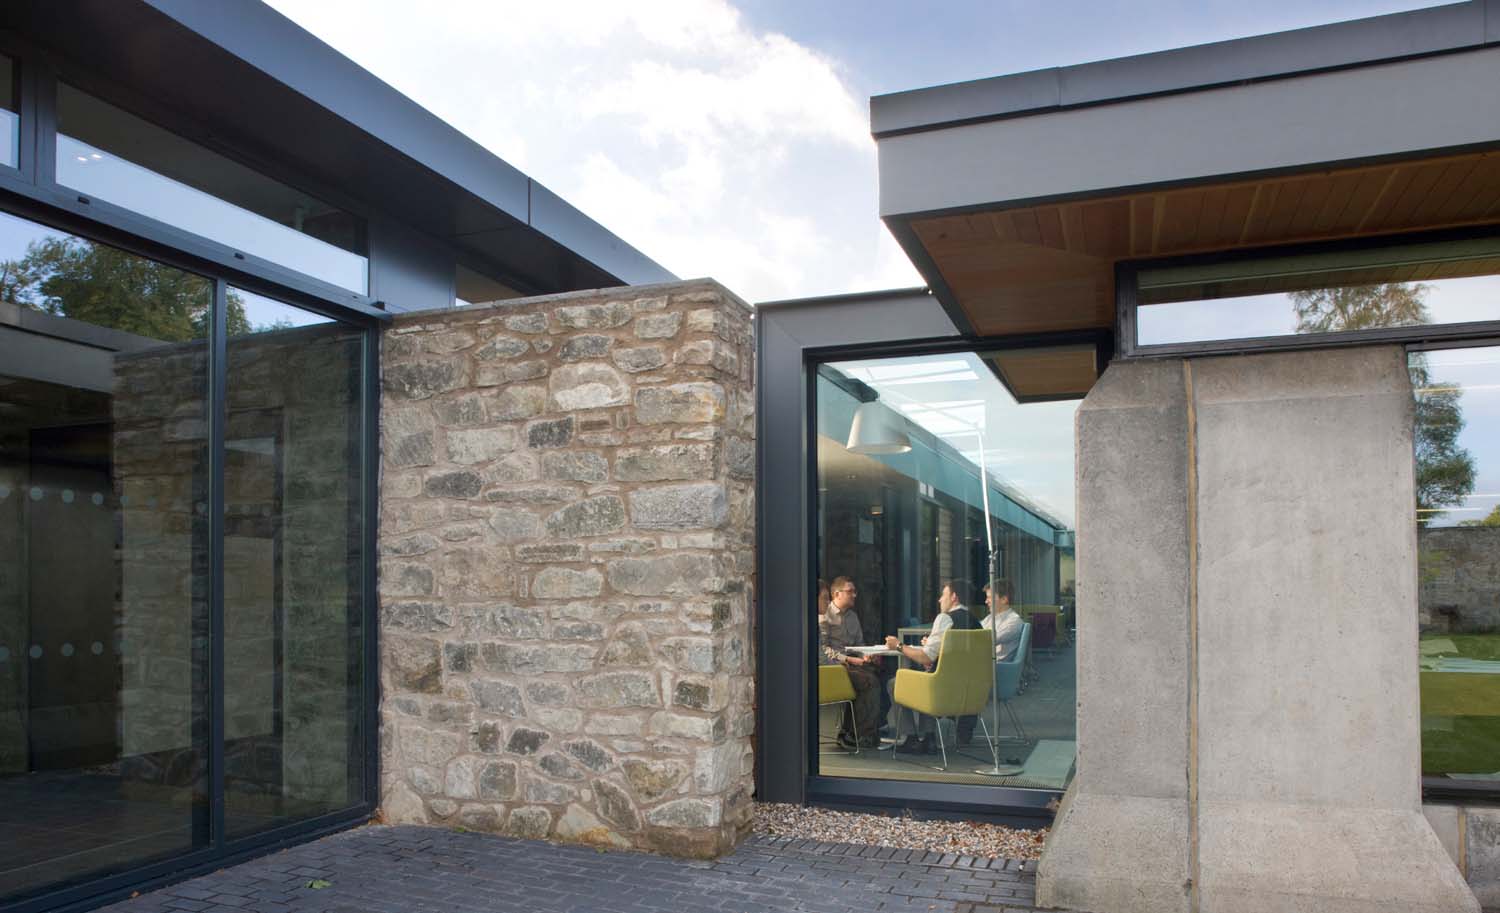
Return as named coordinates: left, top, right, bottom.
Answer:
left=846, top=401, right=912, bottom=454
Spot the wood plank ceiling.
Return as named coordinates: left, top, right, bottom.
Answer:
left=908, top=149, right=1500, bottom=336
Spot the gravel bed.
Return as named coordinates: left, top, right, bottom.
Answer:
left=753, top=802, right=1048, bottom=860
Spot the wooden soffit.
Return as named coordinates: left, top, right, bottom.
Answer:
left=909, top=149, right=1500, bottom=337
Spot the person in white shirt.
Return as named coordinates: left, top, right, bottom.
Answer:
left=981, top=579, right=1023, bottom=662
left=884, top=580, right=978, bottom=753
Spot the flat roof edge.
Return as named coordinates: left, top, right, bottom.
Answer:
left=142, top=0, right=670, bottom=287
left=872, top=1, right=1496, bottom=137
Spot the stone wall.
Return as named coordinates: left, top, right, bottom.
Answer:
left=1420, top=526, right=1500, bottom=633
left=377, top=279, right=756, bottom=858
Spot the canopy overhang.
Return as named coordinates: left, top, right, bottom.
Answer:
left=874, top=1, right=1500, bottom=337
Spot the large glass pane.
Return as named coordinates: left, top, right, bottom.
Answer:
left=0, top=54, right=16, bottom=169
left=56, top=84, right=368, bottom=294
left=1414, top=345, right=1500, bottom=783
left=223, top=288, right=365, bottom=836
left=813, top=350, right=1081, bottom=789
left=1138, top=235, right=1500, bottom=347
left=0, top=211, right=209, bottom=900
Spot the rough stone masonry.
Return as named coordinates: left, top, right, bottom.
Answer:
left=377, top=279, right=756, bottom=858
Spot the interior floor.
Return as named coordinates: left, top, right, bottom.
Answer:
left=817, top=644, right=1077, bottom=789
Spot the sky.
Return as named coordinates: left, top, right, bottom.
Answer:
left=262, top=0, right=1444, bottom=304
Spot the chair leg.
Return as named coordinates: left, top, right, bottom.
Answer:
left=844, top=700, right=858, bottom=754
left=1004, top=699, right=1028, bottom=742
left=933, top=718, right=948, bottom=770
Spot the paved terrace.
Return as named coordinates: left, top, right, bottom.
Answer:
left=101, top=825, right=1040, bottom=913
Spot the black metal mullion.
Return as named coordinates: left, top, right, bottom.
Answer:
left=209, top=278, right=228, bottom=851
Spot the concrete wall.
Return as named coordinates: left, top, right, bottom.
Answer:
left=377, top=279, right=756, bottom=858
left=1039, top=346, right=1478, bottom=913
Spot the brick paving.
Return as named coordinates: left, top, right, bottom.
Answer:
left=99, top=824, right=1040, bottom=913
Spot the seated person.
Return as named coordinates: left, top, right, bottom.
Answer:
left=981, top=579, right=1024, bottom=662
left=820, top=576, right=881, bottom=749
left=884, top=580, right=978, bottom=752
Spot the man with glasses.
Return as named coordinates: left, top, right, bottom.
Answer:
left=820, top=576, right=882, bottom=749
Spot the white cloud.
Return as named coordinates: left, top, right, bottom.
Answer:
left=263, top=0, right=921, bottom=302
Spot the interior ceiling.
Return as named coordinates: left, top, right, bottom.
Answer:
left=908, top=149, right=1500, bottom=336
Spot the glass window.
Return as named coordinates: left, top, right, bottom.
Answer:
left=1414, top=344, right=1500, bottom=785
left=0, top=210, right=210, bottom=901
left=223, top=289, right=366, bottom=837
left=0, top=54, right=16, bottom=169
left=55, top=84, right=369, bottom=294
left=455, top=263, right=520, bottom=307
left=1137, top=235, right=1500, bottom=347
left=813, top=350, right=1080, bottom=790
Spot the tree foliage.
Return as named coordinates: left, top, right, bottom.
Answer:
left=1458, top=504, right=1500, bottom=528
left=0, top=235, right=248, bottom=340
left=1290, top=282, right=1475, bottom=522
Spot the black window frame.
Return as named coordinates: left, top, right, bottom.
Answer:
left=1116, top=225, right=1500, bottom=359
left=0, top=34, right=387, bottom=322
left=0, top=59, right=383, bottom=913
left=784, top=328, right=1108, bottom=823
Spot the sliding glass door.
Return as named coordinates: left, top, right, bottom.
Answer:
left=0, top=209, right=372, bottom=907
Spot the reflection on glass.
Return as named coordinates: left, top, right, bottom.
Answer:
left=223, top=288, right=364, bottom=837
left=0, top=210, right=209, bottom=901
left=0, top=54, right=16, bottom=169
left=454, top=263, right=521, bottom=307
left=813, top=351, right=1079, bottom=790
left=1138, top=236, right=1500, bottom=346
left=1415, top=345, right=1500, bottom=782
left=56, top=84, right=368, bottom=294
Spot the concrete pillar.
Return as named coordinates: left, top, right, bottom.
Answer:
left=1038, top=347, right=1477, bottom=913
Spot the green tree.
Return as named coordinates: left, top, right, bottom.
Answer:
left=0, top=235, right=248, bottom=340
left=1458, top=505, right=1500, bottom=528
left=1291, top=282, right=1475, bottom=522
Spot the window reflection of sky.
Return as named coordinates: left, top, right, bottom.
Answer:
left=1140, top=275, right=1500, bottom=345
left=836, top=351, right=1078, bottom=527
left=1417, top=346, right=1500, bottom=528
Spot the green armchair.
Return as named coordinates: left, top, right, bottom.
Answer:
left=817, top=663, right=859, bottom=754
left=892, top=629, right=994, bottom=768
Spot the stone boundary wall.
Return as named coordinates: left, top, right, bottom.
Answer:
left=377, top=279, right=755, bottom=858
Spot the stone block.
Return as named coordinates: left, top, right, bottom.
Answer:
left=614, top=443, right=715, bottom=481
left=629, top=483, right=727, bottom=530
left=468, top=680, right=524, bottom=716
left=559, top=334, right=614, bottom=361
left=532, top=567, right=604, bottom=599
left=526, top=417, right=575, bottom=448
left=384, top=359, right=465, bottom=400
left=541, top=451, right=608, bottom=482
left=635, top=312, right=682, bottom=339
left=622, top=759, right=687, bottom=801
left=480, top=643, right=597, bottom=675
left=555, top=302, right=632, bottom=329
left=634, top=383, right=726, bottom=424
left=386, top=636, right=442, bottom=694
left=504, top=313, right=548, bottom=334
left=486, top=509, right=541, bottom=542
left=507, top=806, right=552, bottom=838
left=646, top=797, right=721, bottom=829
left=423, top=470, right=483, bottom=499
left=613, top=345, right=667, bottom=373
left=577, top=672, right=660, bottom=708
left=550, top=362, right=629, bottom=410
left=608, top=554, right=720, bottom=597
left=446, top=427, right=519, bottom=464
left=484, top=385, right=547, bottom=418
left=595, top=779, right=641, bottom=832
left=555, top=803, right=629, bottom=848
left=545, top=496, right=625, bottom=538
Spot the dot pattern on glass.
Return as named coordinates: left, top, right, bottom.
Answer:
left=62, top=489, right=75, bottom=503
left=91, top=492, right=104, bottom=505
left=0, top=646, right=9, bottom=662
left=0, top=484, right=9, bottom=499
left=61, top=643, right=75, bottom=657
left=28, top=645, right=41, bottom=658
left=91, top=641, right=104, bottom=655
left=29, top=486, right=42, bottom=500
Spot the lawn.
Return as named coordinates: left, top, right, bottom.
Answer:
left=1420, top=633, right=1500, bottom=777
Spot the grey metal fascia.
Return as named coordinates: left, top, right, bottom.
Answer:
left=877, top=45, right=1500, bottom=219
left=871, top=0, right=1489, bottom=137
left=140, top=0, right=673, bottom=285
